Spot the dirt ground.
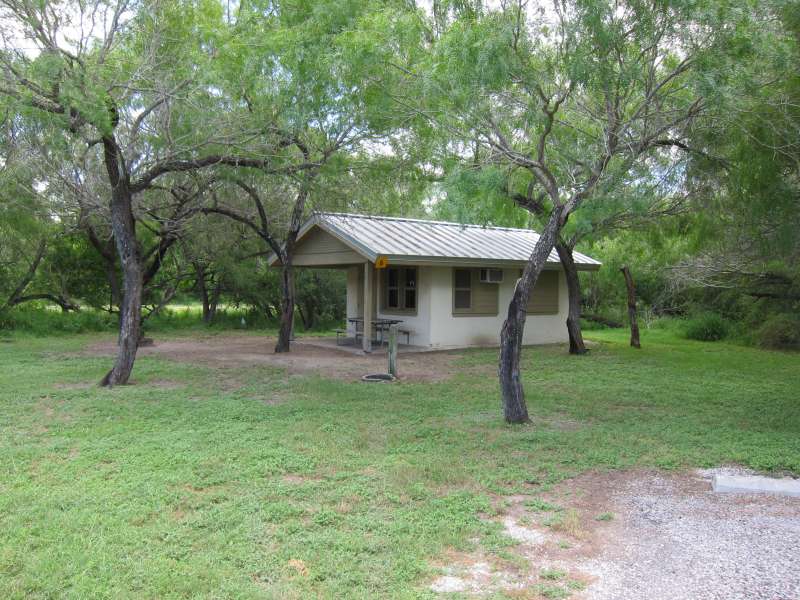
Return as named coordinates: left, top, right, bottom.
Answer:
left=430, top=467, right=800, bottom=599
left=83, top=333, right=470, bottom=382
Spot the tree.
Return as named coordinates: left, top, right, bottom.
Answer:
left=371, top=0, right=749, bottom=421
left=197, top=0, right=425, bottom=352
left=0, top=120, right=78, bottom=312
left=0, top=0, right=321, bottom=384
left=670, top=0, right=800, bottom=311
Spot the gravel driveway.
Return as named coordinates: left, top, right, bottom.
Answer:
left=579, top=468, right=800, bottom=600
left=430, top=468, right=800, bottom=599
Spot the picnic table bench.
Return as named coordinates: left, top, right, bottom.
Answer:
left=338, top=318, right=410, bottom=346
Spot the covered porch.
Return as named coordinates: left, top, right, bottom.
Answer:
left=271, top=221, right=396, bottom=353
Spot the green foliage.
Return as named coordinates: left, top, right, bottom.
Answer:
left=434, top=166, right=533, bottom=228
left=0, top=305, right=116, bottom=335
left=523, top=498, right=562, bottom=513
left=683, top=313, right=729, bottom=342
left=540, top=568, right=567, bottom=580
left=755, top=315, right=800, bottom=350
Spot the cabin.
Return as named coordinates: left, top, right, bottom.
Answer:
left=269, top=213, right=601, bottom=352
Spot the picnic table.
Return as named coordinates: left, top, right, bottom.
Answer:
left=347, top=317, right=404, bottom=345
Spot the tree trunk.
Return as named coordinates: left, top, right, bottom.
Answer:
left=100, top=138, right=142, bottom=387
left=3, top=239, right=47, bottom=310
left=208, top=281, right=222, bottom=324
left=620, top=265, right=641, bottom=349
left=82, top=220, right=121, bottom=312
left=298, top=298, right=316, bottom=330
left=498, top=209, right=563, bottom=424
left=555, top=242, right=588, bottom=355
left=274, top=184, right=308, bottom=353
left=297, top=304, right=310, bottom=330
left=275, top=261, right=294, bottom=353
left=195, top=262, right=211, bottom=322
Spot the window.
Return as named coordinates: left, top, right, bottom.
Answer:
left=453, top=268, right=500, bottom=316
left=387, top=268, right=400, bottom=309
left=404, top=268, right=417, bottom=309
left=383, top=267, right=417, bottom=313
left=453, top=269, right=472, bottom=310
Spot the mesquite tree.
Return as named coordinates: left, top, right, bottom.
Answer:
left=373, top=0, right=748, bottom=421
left=196, top=0, right=410, bottom=352
left=0, top=0, right=321, bottom=384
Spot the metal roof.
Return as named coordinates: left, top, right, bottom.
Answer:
left=274, top=212, right=601, bottom=269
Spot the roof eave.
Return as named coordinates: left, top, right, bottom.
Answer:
left=379, top=255, right=602, bottom=270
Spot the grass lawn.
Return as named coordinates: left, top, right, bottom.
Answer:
left=0, top=329, right=798, bottom=598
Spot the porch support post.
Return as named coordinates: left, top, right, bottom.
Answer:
left=363, top=262, right=373, bottom=353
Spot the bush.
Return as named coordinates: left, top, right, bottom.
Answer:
left=755, top=315, right=800, bottom=350
left=683, top=312, right=729, bottom=341
left=0, top=305, right=116, bottom=335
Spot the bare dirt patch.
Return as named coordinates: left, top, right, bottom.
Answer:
left=81, top=333, right=465, bottom=382
left=430, top=468, right=800, bottom=599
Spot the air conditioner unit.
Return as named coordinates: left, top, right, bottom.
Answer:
left=479, top=268, right=504, bottom=283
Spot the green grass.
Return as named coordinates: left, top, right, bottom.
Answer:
left=0, top=328, right=798, bottom=598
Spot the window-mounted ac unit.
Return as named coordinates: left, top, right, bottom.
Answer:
left=479, top=268, right=504, bottom=283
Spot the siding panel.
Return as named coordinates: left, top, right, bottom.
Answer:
left=293, top=226, right=364, bottom=265
left=526, top=270, right=559, bottom=314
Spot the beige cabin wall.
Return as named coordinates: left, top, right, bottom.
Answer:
left=345, top=263, right=569, bottom=348
left=427, top=266, right=569, bottom=348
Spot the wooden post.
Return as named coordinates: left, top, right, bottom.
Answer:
left=363, top=262, right=373, bottom=353
left=620, top=265, right=641, bottom=349
left=388, top=324, right=398, bottom=378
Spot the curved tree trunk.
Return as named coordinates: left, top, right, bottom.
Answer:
left=11, top=293, right=79, bottom=311
left=3, top=239, right=47, bottom=311
left=555, top=242, right=588, bottom=355
left=275, top=262, right=295, bottom=353
left=100, top=138, right=143, bottom=387
left=498, top=210, right=563, bottom=423
left=274, top=184, right=308, bottom=353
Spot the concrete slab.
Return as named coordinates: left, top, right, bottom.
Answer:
left=712, top=474, right=800, bottom=497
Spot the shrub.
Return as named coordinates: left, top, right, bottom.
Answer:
left=683, top=312, right=728, bottom=341
left=755, top=315, right=800, bottom=350
left=0, top=305, right=116, bottom=335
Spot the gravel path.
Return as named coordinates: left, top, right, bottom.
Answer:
left=580, top=468, right=800, bottom=600
left=429, top=468, right=800, bottom=599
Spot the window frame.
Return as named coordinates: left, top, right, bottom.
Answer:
left=382, top=266, right=418, bottom=315
left=452, top=267, right=500, bottom=316
left=452, top=268, right=473, bottom=313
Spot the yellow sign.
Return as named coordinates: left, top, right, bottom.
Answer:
left=375, top=256, right=389, bottom=269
